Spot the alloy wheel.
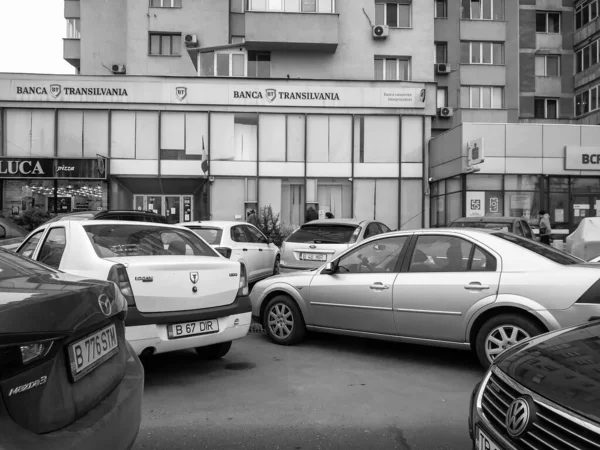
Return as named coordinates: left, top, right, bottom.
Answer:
left=267, top=303, right=293, bottom=339
left=485, top=325, right=530, bottom=363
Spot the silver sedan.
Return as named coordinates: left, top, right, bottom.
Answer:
left=250, top=228, right=600, bottom=368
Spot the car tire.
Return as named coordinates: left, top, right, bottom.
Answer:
left=475, top=314, right=545, bottom=369
left=273, top=256, right=280, bottom=275
left=195, top=341, right=232, bottom=360
left=263, top=295, right=306, bottom=346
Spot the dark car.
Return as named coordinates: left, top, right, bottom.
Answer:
left=469, top=320, right=600, bottom=450
left=449, top=216, right=537, bottom=241
left=45, top=210, right=168, bottom=224
left=0, top=250, right=144, bottom=450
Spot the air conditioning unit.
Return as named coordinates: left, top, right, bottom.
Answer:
left=111, top=64, right=126, bottom=74
left=372, top=25, right=389, bottom=39
left=184, top=34, right=198, bottom=45
left=438, top=107, right=454, bottom=118
left=436, top=63, right=451, bottom=74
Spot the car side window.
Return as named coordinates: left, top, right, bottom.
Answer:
left=409, top=235, right=473, bottom=273
left=16, top=230, right=45, bottom=258
left=37, top=228, right=67, bottom=269
left=514, top=221, right=525, bottom=237
left=470, top=246, right=497, bottom=272
left=231, top=226, right=249, bottom=243
left=364, top=223, right=381, bottom=240
left=245, top=226, right=268, bottom=244
left=379, top=223, right=391, bottom=234
left=336, top=236, right=408, bottom=274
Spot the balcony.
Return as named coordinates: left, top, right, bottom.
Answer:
left=460, top=20, right=506, bottom=41
left=63, top=39, right=80, bottom=67
left=245, top=11, right=339, bottom=53
left=64, top=0, right=80, bottom=19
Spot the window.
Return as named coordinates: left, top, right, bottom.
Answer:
left=150, top=0, right=182, bottom=6
left=576, top=0, right=599, bottom=30
left=185, top=226, right=223, bottom=245
left=493, top=232, right=583, bottom=265
left=16, top=230, right=44, bottom=259
left=461, top=0, right=504, bottom=20
left=460, top=86, right=504, bottom=108
left=247, top=0, right=335, bottom=12
left=576, top=90, right=592, bottom=116
left=247, top=51, right=271, bottom=78
left=245, top=225, right=268, bottom=244
left=231, top=225, right=249, bottom=243
left=437, top=87, right=448, bottom=108
left=460, top=42, right=504, bottom=64
left=409, top=235, right=491, bottom=273
left=231, top=36, right=245, bottom=44
left=287, top=224, right=360, bottom=244
left=435, top=0, right=447, bottom=18
left=435, top=42, right=447, bottom=64
left=535, top=55, right=560, bottom=76
left=576, top=39, right=600, bottom=73
left=535, top=98, right=558, bottom=119
left=200, top=52, right=246, bottom=77
left=364, top=223, right=383, bottom=240
left=66, top=19, right=80, bottom=39
left=37, top=228, right=67, bottom=269
left=149, top=33, right=182, bottom=56
left=336, top=236, right=408, bottom=274
left=374, top=57, right=411, bottom=81
left=536, top=12, right=560, bottom=33
left=375, top=2, right=412, bottom=28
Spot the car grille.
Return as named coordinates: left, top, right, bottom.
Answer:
left=481, top=370, right=600, bottom=450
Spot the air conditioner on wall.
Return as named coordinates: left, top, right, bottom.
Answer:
left=111, top=64, right=126, bottom=74
left=372, top=25, right=389, bottom=39
left=436, top=63, right=451, bottom=74
left=438, top=107, right=454, bottom=118
left=184, top=34, right=198, bottom=45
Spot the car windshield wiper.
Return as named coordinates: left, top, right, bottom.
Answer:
left=313, top=239, right=341, bottom=244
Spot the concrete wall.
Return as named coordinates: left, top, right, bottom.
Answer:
left=429, top=124, right=462, bottom=181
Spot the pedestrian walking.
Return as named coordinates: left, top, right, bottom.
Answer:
left=247, top=209, right=258, bottom=226
left=325, top=212, right=334, bottom=219
left=539, top=210, right=552, bottom=245
left=306, top=206, right=318, bottom=223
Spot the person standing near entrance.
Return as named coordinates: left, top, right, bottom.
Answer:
left=539, top=210, right=552, bottom=245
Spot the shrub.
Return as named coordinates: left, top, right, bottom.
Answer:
left=11, top=208, right=52, bottom=231
left=256, top=205, right=284, bottom=247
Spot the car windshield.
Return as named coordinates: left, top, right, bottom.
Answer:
left=185, top=226, right=223, bottom=245
left=83, top=224, right=218, bottom=258
left=451, top=222, right=513, bottom=232
left=492, top=232, right=584, bottom=265
left=0, top=249, right=54, bottom=280
left=286, top=224, right=359, bottom=244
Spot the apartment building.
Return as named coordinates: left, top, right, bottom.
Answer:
left=574, top=0, right=600, bottom=124
left=0, top=1, right=437, bottom=231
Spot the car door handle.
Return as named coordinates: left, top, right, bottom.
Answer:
left=464, top=282, right=490, bottom=291
left=243, top=248, right=248, bottom=251
left=259, top=249, right=263, bottom=252
left=369, top=282, right=389, bottom=291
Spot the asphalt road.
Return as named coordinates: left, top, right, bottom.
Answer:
left=133, top=331, right=484, bottom=450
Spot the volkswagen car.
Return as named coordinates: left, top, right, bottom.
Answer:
left=469, top=320, right=600, bottom=450
left=251, top=228, right=600, bottom=368
left=0, top=249, right=144, bottom=450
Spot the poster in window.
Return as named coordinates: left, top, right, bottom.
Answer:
left=466, top=191, right=486, bottom=217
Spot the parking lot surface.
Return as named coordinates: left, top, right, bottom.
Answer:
left=134, top=331, right=484, bottom=450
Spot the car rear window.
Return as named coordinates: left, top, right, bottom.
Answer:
left=451, top=222, right=513, bottom=232
left=286, top=224, right=359, bottom=244
left=185, top=226, right=223, bottom=245
left=83, top=224, right=218, bottom=258
left=492, top=232, right=584, bottom=265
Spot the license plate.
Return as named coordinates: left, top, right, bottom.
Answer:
left=477, top=427, right=501, bottom=450
left=300, top=253, right=327, bottom=262
left=68, top=324, right=119, bottom=382
left=167, top=319, right=219, bottom=339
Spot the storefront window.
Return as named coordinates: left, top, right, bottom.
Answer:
left=401, top=179, right=422, bottom=229
left=446, top=192, right=462, bottom=224
left=354, top=116, right=400, bottom=163
left=571, top=177, right=600, bottom=193
left=307, top=115, right=352, bottom=163
left=504, top=175, right=540, bottom=191
left=431, top=180, right=445, bottom=197
left=446, top=177, right=462, bottom=194
left=353, top=179, right=398, bottom=227
left=549, top=176, right=569, bottom=193
left=466, top=174, right=502, bottom=190
left=504, top=191, right=540, bottom=221
left=210, top=113, right=258, bottom=162
left=316, top=179, right=352, bottom=219
left=549, top=193, right=569, bottom=229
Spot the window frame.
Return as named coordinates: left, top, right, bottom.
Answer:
left=247, top=51, right=271, bottom=78
left=535, top=54, right=561, bottom=77
left=462, top=86, right=504, bottom=109
left=374, top=56, right=412, bottom=81
left=16, top=229, right=45, bottom=259
left=576, top=0, right=599, bottom=30
left=534, top=98, right=559, bottom=119
left=245, top=225, right=268, bottom=244
left=575, top=86, right=600, bottom=116
left=376, top=2, right=413, bottom=28
left=435, top=42, right=448, bottom=64
left=435, top=0, right=447, bottom=18
left=436, top=87, right=448, bottom=108
left=465, top=41, right=504, bottom=65
left=462, top=0, right=505, bottom=21
left=200, top=51, right=248, bottom=77
left=150, top=0, right=182, bottom=7
left=149, top=32, right=182, bottom=56
left=247, top=0, right=336, bottom=13
left=536, top=11, right=561, bottom=34
left=36, top=227, right=67, bottom=270
left=576, top=38, right=600, bottom=73
left=334, top=235, right=410, bottom=274
left=231, top=225, right=250, bottom=243
left=66, top=18, right=81, bottom=39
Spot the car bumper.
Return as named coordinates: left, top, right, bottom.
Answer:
left=0, top=341, right=144, bottom=450
left=126, top=311, right=252, bottom=355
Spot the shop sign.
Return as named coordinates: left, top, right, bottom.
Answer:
left=466, top=192, right=486, bottom=217
left=0, top=158, right=107, bottom=179
left=565, top=146, right=600, bottom=170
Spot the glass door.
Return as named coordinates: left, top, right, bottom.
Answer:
left=165, top=196, right=182, bottom=224
left=146, top=196, right=162, bottom=216
left=571, top=195, right=600, bottom=229
left=134, top=195, right=145, bottom=212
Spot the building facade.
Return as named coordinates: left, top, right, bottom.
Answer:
left=0, top=74, right=436, bottom=231
left=574, top=0, right=600, bottom=125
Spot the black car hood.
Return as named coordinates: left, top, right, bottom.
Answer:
left=0, top=273, right=115, bottom=337
left=496, top=322, right=600, bottom=424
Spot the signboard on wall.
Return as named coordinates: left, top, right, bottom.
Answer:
left=565, top=146, right=600, bottom=170
left=0, top=77, right=433, bottom=110
left=0, top=158, right=107, bottom=179
left=466, top=192, right=486, bottom=217
left=467, top=138, right=485, bottom=167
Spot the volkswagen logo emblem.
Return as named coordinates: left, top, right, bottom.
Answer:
left=98, top=295, right=112, bottom=317
left=506, top=397, right=530, bottom=437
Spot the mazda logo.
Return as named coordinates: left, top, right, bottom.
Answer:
left=98, top=295, right=112, bottom=317
left=506, top=398, right=530, bottom=437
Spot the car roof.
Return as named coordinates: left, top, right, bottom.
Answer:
left=179, top=221, right=252, bottom=228
left=74, top=220, right=185, bottom=229
left=451, top=216, right=522, bottom=223
left=302, top=219, right=366, bottom=226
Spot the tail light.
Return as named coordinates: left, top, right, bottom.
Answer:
left=20, top=342, right=54, bottom=365
left=108, top=264, right=135, bottom=306
left=237, top=263, right=249, bottom=297
left=0, top=338, right=58, bottom=379
left=215, top=247, right=232, bottom=258
left=349, top=226, right=362, bottom=244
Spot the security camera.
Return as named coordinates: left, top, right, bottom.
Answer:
left=428, top=177, right=434, bottom=182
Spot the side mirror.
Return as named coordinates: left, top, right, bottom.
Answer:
left=321, top=262, right=336, bottom=275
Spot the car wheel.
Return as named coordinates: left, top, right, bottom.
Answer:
left=475, top=314, right=545, bottom=369
left=195, top=341, right=232, bottom=360
left=273, top=256, right=280, bottom=275
left=263, top=295, right=306, bottom=345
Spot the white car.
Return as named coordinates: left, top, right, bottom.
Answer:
left=178, top=221, right=280, bottom=283
left=15, top=220, right=251, bottom=359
